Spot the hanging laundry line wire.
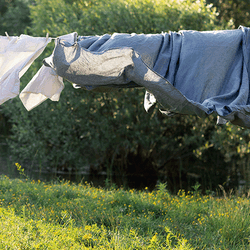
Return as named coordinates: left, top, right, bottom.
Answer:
left=46, top=33, right=57, bottom=40
left=4, top=31, right=57, bottom=40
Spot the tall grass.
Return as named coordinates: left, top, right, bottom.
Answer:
left=0, top=174, right=250, bottom=249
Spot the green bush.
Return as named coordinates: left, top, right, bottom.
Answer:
left=29, top=0, right=219, bottom=36
left=2, top=0, right=244, bottom=191
left=207, top=0, right=250, bottom=28
left=0, top=0, right=33, bottom=36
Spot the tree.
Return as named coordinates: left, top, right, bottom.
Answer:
left=0, top=0, right=33, bottom=35
left=207, top=0, right=250, bottom=28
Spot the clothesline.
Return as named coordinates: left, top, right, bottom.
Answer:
left=1, top=27, right=250, bottom=128
left=4, top=31, right=57, bottom=40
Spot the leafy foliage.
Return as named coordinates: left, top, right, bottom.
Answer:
left=207, top=0, right=250, bottom=28
left=29, top=0, right=218, bottom=36
left=0, top=0, right=33, bottom=35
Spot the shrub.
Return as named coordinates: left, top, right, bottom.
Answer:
left=0, top=0, right=33, bottom=36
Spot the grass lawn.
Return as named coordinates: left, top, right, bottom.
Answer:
left=0, top=173, right=250, bottom=249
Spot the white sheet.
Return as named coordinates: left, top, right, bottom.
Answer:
left=0, top=35, right=51, bottom=105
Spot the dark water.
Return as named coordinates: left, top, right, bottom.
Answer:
left=2, top=163, right=158, bottom=190
left=2, top=164, right=108, bottom=187
left=0, top=144, right=157, bottom=190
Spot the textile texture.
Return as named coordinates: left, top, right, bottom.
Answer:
left=43, top=27, right=250, bottom=127
left=19, top=33, right=76, bottom=110
left=0, top=35, right=51, bottom=105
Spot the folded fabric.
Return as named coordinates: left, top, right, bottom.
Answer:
left=19, top=33, right=77, bottom=111
left=20, top=65, right=64, bottom=111
left=41, top=26, right=250, bottom=128
left=0, top=35, right=51, bottom=105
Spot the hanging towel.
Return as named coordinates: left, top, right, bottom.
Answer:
left=19, top=33, right=77, bottom=111
left=19, top=65, right=64, bottom=111
left=0, top=35, right=51, bottom=105
left=41, top=26, right=250, bottom=128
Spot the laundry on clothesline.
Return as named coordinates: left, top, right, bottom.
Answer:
left=0, top=34, right=51, bottom=106
left=1, top=27, right=250, bottom=128
left=19, top=33, right=73, bottom=111
left=39, top=26, right=250, bottom=128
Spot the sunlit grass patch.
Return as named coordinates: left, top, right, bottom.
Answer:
left=0, top=207, right=192, bottom=249
left=0, top=175, right=250, bottom=249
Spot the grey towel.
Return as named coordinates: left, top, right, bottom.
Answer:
left=44, top=26, right=250, bottom=128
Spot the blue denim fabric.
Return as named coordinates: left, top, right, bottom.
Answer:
left=44, top=26, right=250, bottom=127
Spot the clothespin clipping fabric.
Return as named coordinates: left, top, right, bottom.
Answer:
left=5, top=32, right=10, bottom=40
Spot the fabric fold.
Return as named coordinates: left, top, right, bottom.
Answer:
left=42, top=27, right=250, bottom=127
left=20, top=65, right=64, bottom=111
left=19, top=33, right=76, bottom=110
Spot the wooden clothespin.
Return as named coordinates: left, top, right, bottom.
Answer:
left=46, top=32, right=49, bottom=41
left=5, top=32, right=10, bottom=41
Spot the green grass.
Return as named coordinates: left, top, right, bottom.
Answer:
left=0, top=175, right=250, bottom=249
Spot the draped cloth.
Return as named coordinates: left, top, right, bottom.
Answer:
left=0, top=35, right=51, bottom=105
left=22, top=27, right=250, bottom=128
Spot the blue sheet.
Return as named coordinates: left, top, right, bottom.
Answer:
left=44, top=26, right=250, bottom=128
